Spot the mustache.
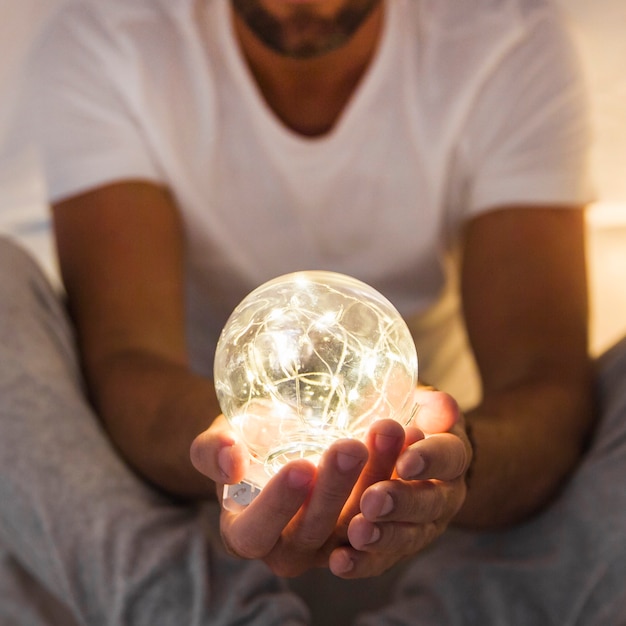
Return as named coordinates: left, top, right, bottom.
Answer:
left=231, top=0, right=381, bottom=59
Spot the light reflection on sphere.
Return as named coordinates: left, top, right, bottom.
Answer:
left=214, top=271, right=418, bottom=478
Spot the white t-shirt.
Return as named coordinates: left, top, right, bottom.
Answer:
left=23, top=0, right=592, bottom=401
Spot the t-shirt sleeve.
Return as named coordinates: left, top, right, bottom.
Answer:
left=461, top=6, right=595, bottom=217
left=22, top=4, right=164, bottom=204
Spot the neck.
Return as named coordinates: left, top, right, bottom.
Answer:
left=232, top=4, right=385, bottom=136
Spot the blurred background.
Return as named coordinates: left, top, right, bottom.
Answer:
left=564, top=0, right=626, bottom=354
left=0, top=0, right=624, bottom=355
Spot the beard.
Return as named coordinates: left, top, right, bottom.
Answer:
left=231, top=0, right=382, bottom=59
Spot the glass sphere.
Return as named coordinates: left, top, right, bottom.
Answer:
left=214, top=270, right=418, bottom=483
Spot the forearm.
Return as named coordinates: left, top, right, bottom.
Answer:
left=52, top=183, right=219, bottom=500
left=454, top=375, right=595, bottom=528
left=87, top=348, right=220, bottom=500
left=455, top=207, right=594, bottom=528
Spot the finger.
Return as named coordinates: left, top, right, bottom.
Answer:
left=328, top=543, right=403, bottom=580
left=412, top=388, right=460, bottom=434
left=220, top=459, right=315, bottom=560
left=286, top=438, right=368, bottom=550
left=190, top=417, right=250, bottom=485
left=396, top=432, right=469, bottom=481
left=347, top=513, right=441, bottom=555
left=339, top=419, right=405, bottom=523
left=360, top=479, right=445, bottom=524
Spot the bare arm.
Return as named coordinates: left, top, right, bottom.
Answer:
left=53, top=181, right=218, bottom=499
left=455, top=205, right=594, bottom=527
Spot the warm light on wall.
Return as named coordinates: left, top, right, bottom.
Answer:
left=587, top=202, right=626, bottom=355
left=559, top=0, right=626, bottom=207
left=588, top=202, right=626, bottom=229
left=557, top=0, right=626, bottom=354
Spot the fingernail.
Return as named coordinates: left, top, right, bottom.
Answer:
left=405, top=453, right=426, bottom=479
left=218, top=446, right=233, bottom=480
left=365, top=524, right=381, bottom=545
left=336, top=452, right=364, bottom=473
left=379, top=492, right=394, bottom=516
left=375, top=433, right=398, bottom=453
left=334, top=552, right=355, bottom=574
left=288, top=467, right=314, bottom=489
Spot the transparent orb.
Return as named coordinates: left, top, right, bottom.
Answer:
left=214, top=271, right=418, bottom=496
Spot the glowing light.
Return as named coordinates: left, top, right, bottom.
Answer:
left=214, top=270, right=418, bottom=509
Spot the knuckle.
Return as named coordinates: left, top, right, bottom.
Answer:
left=421, top=520, right=442, bottom=547
left=423, top=483, right=446, bottom=521
left=447, top=437, right=470, bottom=479
left=293, top=523, right=331, bottom=550
left=401, top=480, right=443, bottom=522
left=404, top=521, right=441, bottom=556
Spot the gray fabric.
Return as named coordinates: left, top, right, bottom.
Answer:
left=0, top=237, right=309, bottom=626
left=1, top=235, right=625, bottom=625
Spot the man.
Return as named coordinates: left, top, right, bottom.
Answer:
left=1, top=0, right=623, bottom=623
